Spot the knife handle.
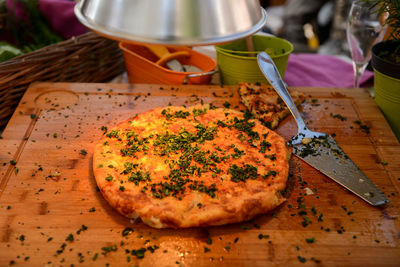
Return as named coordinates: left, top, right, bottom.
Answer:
left=145, top=45, right=189, bottom=66
left=257, top=52, right=307, bottom=131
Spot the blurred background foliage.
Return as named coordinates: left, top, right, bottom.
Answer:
left=0, top=0, right=63, bottom=62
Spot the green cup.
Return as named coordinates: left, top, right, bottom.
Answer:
left=215, top=35, right=293, bottom=85
left=374, top=69, right=400, bottom=141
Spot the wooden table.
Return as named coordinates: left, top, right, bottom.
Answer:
left=1, top=82, right=399, bottom=266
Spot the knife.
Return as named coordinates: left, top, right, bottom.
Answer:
left=257, top=51, right=389, bottom=206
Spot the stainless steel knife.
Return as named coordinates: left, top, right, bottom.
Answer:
left=257, top=51, right=388, bottom=206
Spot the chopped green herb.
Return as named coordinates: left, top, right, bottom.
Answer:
left=311, top=207, right=317, bottom=215
left=259, top=140, right=271, bottom=153
left=231, top=147, right=245, bottom=159
left=229, top=164, right=258, bottom=182
left=56, top=243, right=67, bottom=254
left=131, top=248, right=146, bottom=258
left=305, top=237, right=315, bottom=243
left=223, top=101, right=231, bottom=108
left=106, top=130, right=120, bottom=138
left=258, top=234, right=270, bottom=239
left=330, top=113, right=347, bottom=121
left=311, top=257, right=321, bottom=263
left=353, top=120, right=370, bottom=134
left=297, top=256, right=307, bottom=263
left=240, top=225, right=251, bottom=230
left=101, top=126, right=108, bottom=135
left=92, top=253, right=98, bottom=261
left=192, top=108, right=207, bottom=117
left=76, top=225, right=88, bottom=235
left=262, top=170, right=277, bottom=179
left=101, top=244, right=117, bottom=255
left=147, top=245, right=159, bottom=253
left=121, top=227, right=133, bottom=237
left=65, top=233, right=74, bottom=242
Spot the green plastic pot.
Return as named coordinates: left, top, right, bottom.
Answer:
left=215, top=35, right=293, bottom=85
left=372, top=40, right=400, bottom=141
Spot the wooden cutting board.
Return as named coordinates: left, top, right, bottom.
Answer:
left=1, top=82, right=399, bottom=266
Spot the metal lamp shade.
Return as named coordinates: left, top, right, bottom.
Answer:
left=75, top=0, right=267, bottom=46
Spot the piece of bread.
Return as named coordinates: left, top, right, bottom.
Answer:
left=239, top=83, right=306, bottom=129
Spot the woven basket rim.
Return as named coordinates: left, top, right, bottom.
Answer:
left=0, top=32, right=125, bottom=129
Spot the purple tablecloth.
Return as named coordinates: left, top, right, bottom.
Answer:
left=285, top=53, right=374, bottom=88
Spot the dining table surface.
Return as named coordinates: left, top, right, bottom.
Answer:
left=0, top=81, right=399, bottom=266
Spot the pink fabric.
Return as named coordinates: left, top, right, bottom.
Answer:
left=284, top=53, right=374, bottom=88
left=39, top=0, right=87, bottom=39
left=6, top=0, right=26, bottom=21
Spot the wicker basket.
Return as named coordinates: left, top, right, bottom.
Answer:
left=0, top=32, right=125, bottom=129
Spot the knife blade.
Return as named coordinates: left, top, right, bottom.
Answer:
left=291, top=135, right=389, bottom=206
left=165, top=59, right=186, bottom=72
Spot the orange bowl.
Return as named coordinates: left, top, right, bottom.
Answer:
left=119, top=42, right=217, bottom=85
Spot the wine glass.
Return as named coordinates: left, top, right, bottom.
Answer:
left=346, top=1, right=385, bottom=88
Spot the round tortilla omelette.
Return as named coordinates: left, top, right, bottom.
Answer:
left=93, top=105, right=290, bottom=228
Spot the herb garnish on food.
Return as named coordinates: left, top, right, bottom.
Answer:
left=101, top=107, right=278, bottom=199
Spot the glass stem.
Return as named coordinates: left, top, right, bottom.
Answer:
left=353, top=62, right=367, bottom=88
